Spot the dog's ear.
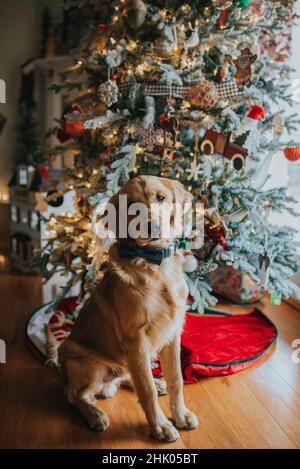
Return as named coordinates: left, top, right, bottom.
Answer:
left=162, top=178, right=193, bottom=237
left=162, top=178, right=192, bottom=208
left=107, top=191, right=120, bottom=212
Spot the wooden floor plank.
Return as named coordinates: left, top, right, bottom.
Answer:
left=186, top=378, right=269, bottom=449
left=245, top=369, right=300, bottom=446
left=218, top=374, right=296, bottom=448
left=255, top=361, right=300, bottom=416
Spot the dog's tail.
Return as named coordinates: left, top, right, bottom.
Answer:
left=44, top=324, right=60, bottom=370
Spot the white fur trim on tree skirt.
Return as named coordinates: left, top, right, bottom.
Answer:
left=27, top=303, right=53, bottom=358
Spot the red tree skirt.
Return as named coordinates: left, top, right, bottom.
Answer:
left=26, top=297, right=277, bottom=383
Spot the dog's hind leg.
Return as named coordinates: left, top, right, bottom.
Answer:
left=96, top=376, right=122, bottom=399
left=64, top=358, right=110, bottom=432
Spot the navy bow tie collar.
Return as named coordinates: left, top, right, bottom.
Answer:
left=118, top=240, right=179, bottom=265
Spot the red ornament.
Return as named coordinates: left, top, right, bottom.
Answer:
left=98, top=149, right=113, bottom=161
left=77, top=195, right=85, bottom=208
left=64, top=119, right=85, bottom=137
left=156, top=145, right=164, bottom=156
left=206, top=224, right=229, bottom=251
left=97, top=23, right=111, bottom=30
left=56, top=128, right=69, bottom=143
left=37, top=165, right=49, bottom=181
left=65, top=254, right=72, bottom=268
left=187, top=294, right=194, bottom=305
left=219, top=8, right=228, bottom=29
left=283, top=147, right=300, bottom=161
left=159, top=113, right=180, bottom=146
left=57, top=104, right=86, bottom=143
left=247, top=104, right=265, bottom=121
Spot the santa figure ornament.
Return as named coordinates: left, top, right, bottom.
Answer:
left=234, top=48, right=257, bottom=87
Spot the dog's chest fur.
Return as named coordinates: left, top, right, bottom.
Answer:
left=143, top=259, right=187, bottom=352
left=109, top=252, right=188, bottom=354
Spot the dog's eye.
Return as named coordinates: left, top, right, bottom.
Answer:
left=156, top=194, right=165, bottom=202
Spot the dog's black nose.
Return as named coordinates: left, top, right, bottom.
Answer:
left=147, top=220, right=161, bottom=238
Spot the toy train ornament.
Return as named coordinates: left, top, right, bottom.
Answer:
left=201, top=129, right=248, bottom=171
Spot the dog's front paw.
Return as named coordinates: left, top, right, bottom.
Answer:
left=87, top=407, right=110, bottom=432
left=173, top=409, right=198, bottom=430
left=151, top=422, right=180, bottom=443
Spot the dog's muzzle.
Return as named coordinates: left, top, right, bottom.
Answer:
left=145, top=220, right=161, bottom=238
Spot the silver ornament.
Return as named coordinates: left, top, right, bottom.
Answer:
left=225, top=208, right=248, bottom=223
left=258, top=253, right=270, bottom=289
left=98, top=80, right=119, bottom=107
left=125, top=0, right=147, bottom=29
left=138, top=124, right=163, bottom=152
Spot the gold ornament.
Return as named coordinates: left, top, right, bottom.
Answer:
left=125, top=0, right=147, bottom=29
left=91, top=29, right=108, bottom=53
left=205, top=209, right=230, bottom=238
left=57, top=215, right=91, bottom=232
left=35, top=192, right=48, bottom=212
left=188, top=81, right=218, bottom=110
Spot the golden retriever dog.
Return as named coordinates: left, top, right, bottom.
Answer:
left=58, top=175, right=198, bottom=442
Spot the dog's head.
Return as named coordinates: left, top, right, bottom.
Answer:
left=103, top=176, right=192, bottom=247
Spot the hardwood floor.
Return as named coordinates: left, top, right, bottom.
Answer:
left=0, top=266, right=300, bottom=449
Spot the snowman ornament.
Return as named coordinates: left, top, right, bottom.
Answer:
left=239, top=104, right=265, bottom=155
left=183, top=251, right=198, bottom=272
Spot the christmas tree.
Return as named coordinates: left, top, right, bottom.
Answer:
left=36, top=0, right=300, bottom=312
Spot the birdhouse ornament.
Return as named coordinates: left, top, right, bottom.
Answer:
left=234, top=48, right=257, bottom=87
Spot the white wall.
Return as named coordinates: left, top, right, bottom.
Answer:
left=267, top=1, right=300, bottom=243
left=0, top=0, right=41, bottom=196
left=0, top=0, right=62, bottom=198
